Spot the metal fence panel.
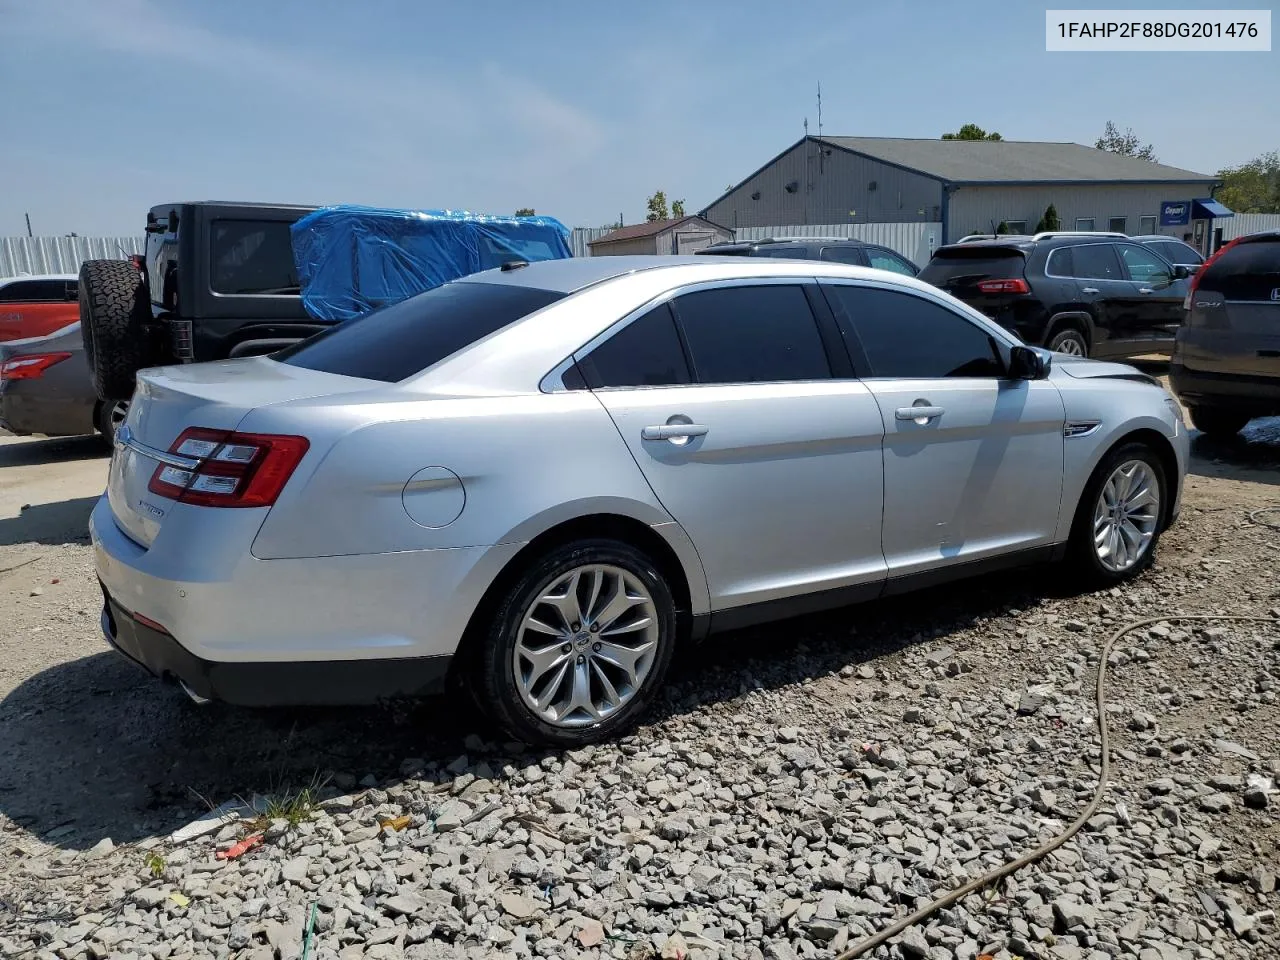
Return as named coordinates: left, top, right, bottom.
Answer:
left=1220, top=214, right=1280, bottom=241
left=0, top=236, right=143, bottom=278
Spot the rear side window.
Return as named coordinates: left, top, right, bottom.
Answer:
left=211, top=220, right=300, bottom=295
left=1198, top=239, right=1280, bottom=301
left=1054, top=244, right=1123, bottom=280
left=826, top=285, right=1004, bottom=379
left=672, top=285, right=831, bottom=383
left=756, top=246, right=809, bottom=259
left=919, top=249, right=1026, bottom=289
left=820, top=246, right=865, bottom=265
left=578, top=304, right=691, bottom=388
left=276, top=281, right=565, bottom=382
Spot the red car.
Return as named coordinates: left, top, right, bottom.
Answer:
left=0, top=274, right=80, bottom=344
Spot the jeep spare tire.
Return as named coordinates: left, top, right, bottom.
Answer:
left=79, top=259, right=153, bottom=400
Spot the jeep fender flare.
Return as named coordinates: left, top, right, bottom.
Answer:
left=1044, top=310, right=1095, bottom=349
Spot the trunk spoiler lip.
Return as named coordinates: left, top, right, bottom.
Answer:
left=115, top=424, right=201, bottom=471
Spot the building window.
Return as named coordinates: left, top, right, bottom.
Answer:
left=1108, top=216, right=1127, bottom=234
left=1004, top=220, right=1028, bottom=234
left=1140, top=215, right=1157, bottom=234
left=1075, top=218, right=1096, bottom=231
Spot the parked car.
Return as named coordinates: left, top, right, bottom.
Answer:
left=1133, top=235, right=1204, bottom=270
left=93, top=256, right=1186, bottom=746
left=0, top=324, right=126, bottom=444
left=0, top=273, right=79, bottom=344
left=1170, top=229, right=1280, bottom=436
left=919, top=232, right=1192, bottom=358
left=697, top=237, right=918, bottom=276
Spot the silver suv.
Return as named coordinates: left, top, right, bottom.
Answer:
left=1171, top=231, right=1280, bottom=436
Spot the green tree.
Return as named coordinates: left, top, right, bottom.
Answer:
left=514, top=207, right=535, bottom=217
left=942, top=123, right=1002, bottom=141
left=671, top=199, right=686, bottom=218
left=995, top=221, right=1011, bottom=234
left=1095, top=121, right=1157, bottom=162
left=646, top=190, right=670, bottom=222
left=1216, top=151, right=1280, bottom=213
left=1034, top=204, right=1061, bottom=233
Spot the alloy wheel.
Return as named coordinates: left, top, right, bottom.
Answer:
left=512, top=564, right=659, bottom=728
left=1057, top=336, right=1085, bottom=357
left=1093, top=459, right=1160, bottom=572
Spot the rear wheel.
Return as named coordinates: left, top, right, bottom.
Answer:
left=79, top=260, right=156, bottom=400
left=1068, top=441, right=1166, bottom=585
left=476, top=539, right=677, bottom=747
left=1188, top=405, right=1250, bottom=438
left=1047, top=327, right=1088, bottom=357
left=94, top=398, right=129, bottom=448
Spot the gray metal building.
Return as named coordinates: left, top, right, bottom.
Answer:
left=700, top=136, right=1219, bottom=244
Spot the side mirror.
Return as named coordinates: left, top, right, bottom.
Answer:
left=1172, top=264, right=1192, bottom=279
left=1009, top=345, right=1050, bottom=380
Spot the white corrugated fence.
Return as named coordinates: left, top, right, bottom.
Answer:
left=1, top=236, right=143, bottom=278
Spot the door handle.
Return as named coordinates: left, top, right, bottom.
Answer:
left=1138, top=287, right=1155, bottom=294
left=1081, top=287, right=1100, bottom=294
left=641, top=423, right=709, bottom=441
left=896, top=405, right=945, bottom=422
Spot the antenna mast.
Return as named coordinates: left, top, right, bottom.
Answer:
left=817, top=81, right=822, bottom=139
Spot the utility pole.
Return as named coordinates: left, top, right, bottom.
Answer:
left=24, top=213, right=33, bottom=238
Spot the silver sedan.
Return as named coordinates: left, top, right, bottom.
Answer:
left=91, top=256, right=1187, bottom=746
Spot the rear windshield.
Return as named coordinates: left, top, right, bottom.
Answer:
left=919, top=249, right=1026, bottom=288
left=276, top=281, right=565, bottom=382
left=1198, top=239, right=1280, bottom=301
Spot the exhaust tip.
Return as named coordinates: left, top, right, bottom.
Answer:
left=178, top=679, right=211, bottom=706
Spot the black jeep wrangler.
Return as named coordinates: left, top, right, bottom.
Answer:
left=79, top=202, right=328, bottom=403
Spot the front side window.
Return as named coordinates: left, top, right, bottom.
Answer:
left=865, top=248, right=916, bottom=276
left=210, top=220, right=300, bottom=295
left=672, top=285, right=831, bottom=384
left=825, top=285, right=1004, bottom=379
left=277, top=281, right=564, bottom=382
left=578, top=303, right=691, bottom=388
left=1117, top=244, right=1172, bottom=284
left=1153, top=240, right=1202, bottom=265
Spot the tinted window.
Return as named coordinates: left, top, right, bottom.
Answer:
left=1197, top=239, right=1280, bottom=301
left=1152, top=241, right=1202, bottom=265
left=755, top=246, right=809, bottom=259
left=210, top=220, right=300, bottom=295
left=1060, top=243, right=1122, bottom=280
left=919, top=249, right=1026, bottom=290
left=0, top=279, right=68, bottom=302
left=826, top=285, right=1004, bottom=379
left=277, top=281, right=564, bottom=382
left=673, top=285, right=830, bottom=383
left=820, top=246, right=865, bottom=265
left=1117, top=244, right=1171, bottom=284
left=579, top=304, right=690, bottom=388
left=866, top=248, right=917, bottom=276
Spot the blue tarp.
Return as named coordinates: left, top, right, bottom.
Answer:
left=291, top=205, right=573, bottom=322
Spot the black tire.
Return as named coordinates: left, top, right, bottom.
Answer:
left=1067, top=441, right=1167, bottom=587
left=476, top=539, right=677, bottom=747
left=1188, top=405, right=1250, bottom=438
left=94, top=398, right=129, bottom=448
left=1047, top=327, right=1089, bottom=357
left=79, top=259, right=154, bottom=400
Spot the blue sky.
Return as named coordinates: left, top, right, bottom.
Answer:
left=2, top=0, right=1277, bottom=235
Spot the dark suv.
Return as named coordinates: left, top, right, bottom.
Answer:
left=78, top=201, right=323, bottom=402
left=697, top=237, right=918, bottom=276
left=919, top=233, right=1192, bottom=359
left=1170, top=230, right=1280, bottom=436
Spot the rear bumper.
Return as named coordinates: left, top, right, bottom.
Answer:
left=99, top=584, right=452, bottom=706
left=0, top=390, right=96, bottom=437
left=1169, top=363, right=1280, bottom=413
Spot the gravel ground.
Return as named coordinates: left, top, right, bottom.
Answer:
left=1, top=419, right=1279, bottom=960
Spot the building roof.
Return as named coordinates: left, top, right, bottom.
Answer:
left=590, top=215, right=725, bottom=246
left=815, top=136, right=1215, bottom=184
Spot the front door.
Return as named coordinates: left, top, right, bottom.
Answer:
left=1051, top=242, right=1134, bottom=357
left=1115, top=241, right=1187, bottom=344
left=576, top=282, right=888, bottom=611
left=821, top=282, right=1066, bottom=577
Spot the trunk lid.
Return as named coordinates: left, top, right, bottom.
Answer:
left=919, top=244, right=1031, bottom=319
left=1183, top=235, right=1280, bottom=379
left=107, top=357, right=373, bottom=547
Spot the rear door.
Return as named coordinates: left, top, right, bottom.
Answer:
left=1047, top=243, right=1133, bottom=356
left=583, top=280, right=888, bottom=612
left=1184, top=235, right=1280, bottom=379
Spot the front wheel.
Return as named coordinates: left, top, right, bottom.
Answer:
left=476, top=540, right=677, bottom=747
left=1068, top=442, right=1167, bottom=586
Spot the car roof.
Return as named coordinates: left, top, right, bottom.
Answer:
left=0, top=273, right=78, bottom=284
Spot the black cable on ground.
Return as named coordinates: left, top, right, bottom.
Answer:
left=836, top=612, right=1280, bottom=960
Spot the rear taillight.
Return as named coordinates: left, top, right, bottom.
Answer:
left=1184, top=237, right=1240, bottom=310
left=976, top=278, right=1030, bottom=294
left=147, top=427, right=309, bottom=508
left=0, top=352, right=71, bottom=380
